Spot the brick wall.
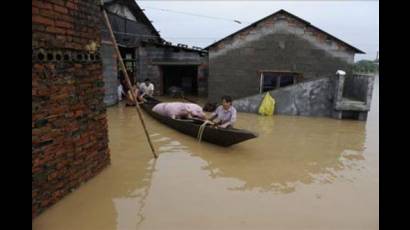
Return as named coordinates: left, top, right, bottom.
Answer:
left=32, top=0, right=110, bottom=218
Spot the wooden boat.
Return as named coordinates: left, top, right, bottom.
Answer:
left=140, top=97, right=258, bottom=147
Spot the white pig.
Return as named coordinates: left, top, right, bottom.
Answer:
left=152, top=102, right=205, bottom=119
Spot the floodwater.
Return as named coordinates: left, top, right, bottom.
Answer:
left=33, top=76, right=378, bottom=230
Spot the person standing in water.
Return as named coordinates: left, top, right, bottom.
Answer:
left=207, top=95, right=237, bottom=128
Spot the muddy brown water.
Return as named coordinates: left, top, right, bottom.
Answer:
left=33, top=76, right=378, bottom=230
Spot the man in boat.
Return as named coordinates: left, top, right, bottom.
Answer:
left=152, top=102, right=206, bottom=120
left=207, top=95, right=237, bottom=128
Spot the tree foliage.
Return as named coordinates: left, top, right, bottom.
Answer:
left=353, top=60, right=378, bottom=74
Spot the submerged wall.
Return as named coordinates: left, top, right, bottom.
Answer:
left=343, top=74, right=374, bottom=102
left=32, top=0, right=110, bottom=218
left=234, top=77, right=334, bottom=117
left=233, top=73, right=375, bottom=120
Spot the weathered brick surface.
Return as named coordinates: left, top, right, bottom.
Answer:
left=32, top=0, right=110, bottom=219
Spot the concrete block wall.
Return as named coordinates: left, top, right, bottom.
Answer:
left=105, top=11, right=160, bottom=46
left=332, top=73, right=375, bottom=120
left=197, top=63, right=209, bottom=97
left=234, top=73, right=375, bottom=120
left=137, top=44, right=208, bottom=96
left=209, top=32, right=353, bottom=102
left=32, top=0, right=110, bottom=218
left=99, top=2, right=163, bottom=104
left=233, top=77, right=333, bottom=117
left=343, top=73, right=375, bottom=102
left=208, top=13, right=355, bottom=102
left=102, top=1, right=163, bottom=46
left=101, top=42, right=118, bottom=106
left=137, top=45, right=159, bottom=94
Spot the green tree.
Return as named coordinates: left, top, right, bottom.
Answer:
left=353, top=60, right=378, bottom=74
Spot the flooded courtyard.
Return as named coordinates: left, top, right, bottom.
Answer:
left=33, top=76, right=378, bottom=230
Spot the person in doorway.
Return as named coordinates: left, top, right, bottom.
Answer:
left=140, top=78, right=155, bottom=98
left=207, top=95, right=237, bottom=128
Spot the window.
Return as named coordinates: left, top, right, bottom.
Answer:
left=279, top=75, right=295, bottom=87
left=261, top=73, right=279, bottom=92
left=259, top=71, right=301, bottom=93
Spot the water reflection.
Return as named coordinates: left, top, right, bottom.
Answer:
left=108, top=106, right=158, bottom=230
left=159, top=113, right=367, bottom=194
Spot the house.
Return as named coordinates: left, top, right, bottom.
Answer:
left=100, top=4, right=374, bottom=120
left=205, top=9, right=365, bottom=102
left=101, top=0, right=208, bottom=106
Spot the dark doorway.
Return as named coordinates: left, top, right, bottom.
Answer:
left=161, top=65, right=198, bottom=96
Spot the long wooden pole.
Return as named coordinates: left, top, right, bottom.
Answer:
left=100, top=2, right=158, bottom=158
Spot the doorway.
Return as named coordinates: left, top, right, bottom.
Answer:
left=118, top=47, right=136, bottom=85
left=161, top=65, right=198, bottom=96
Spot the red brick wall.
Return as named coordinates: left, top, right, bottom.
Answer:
left=32, top=0, right=110, bottom=218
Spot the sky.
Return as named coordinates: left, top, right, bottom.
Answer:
left=137, top=1, right=379, bottom=61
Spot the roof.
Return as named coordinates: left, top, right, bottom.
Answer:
left=140, top=40, right=208, bottom=54
left=103, top=0, right=161, bottom=39
left=205, top=9, right=365, bottom=54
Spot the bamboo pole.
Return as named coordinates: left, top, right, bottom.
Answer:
left=100, top=2, right=158, bottom=158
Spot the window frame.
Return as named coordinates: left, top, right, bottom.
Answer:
left=258, top=70, right=303, bottom=93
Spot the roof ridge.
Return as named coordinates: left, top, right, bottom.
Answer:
left=205, top=9, right=364, bottom=54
